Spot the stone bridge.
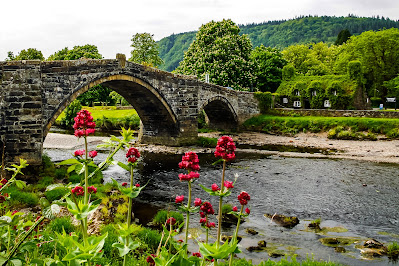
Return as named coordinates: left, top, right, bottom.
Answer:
left=0, top=56, right=260, bottom=164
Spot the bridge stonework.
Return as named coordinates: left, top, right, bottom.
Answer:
left=0, top=59, right=260, bottom=164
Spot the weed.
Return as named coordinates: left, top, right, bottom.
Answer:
left=48, top=217, right=76, bottom=234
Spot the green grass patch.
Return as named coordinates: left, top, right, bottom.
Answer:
left=243, top=114, right=399, bottom=138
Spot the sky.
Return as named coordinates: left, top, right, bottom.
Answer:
left=1, top=0, right=399, bottom=60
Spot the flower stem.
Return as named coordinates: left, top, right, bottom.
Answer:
left=228, top=205, right=244, bottom=266
left=216, top=160, right=226, bottom=248
left=184, top=181, right=192, bottom=244
left=123, top=164, right=134, bottom=266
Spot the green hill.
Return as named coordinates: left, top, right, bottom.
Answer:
left=158, top=15, right=399, bottom=72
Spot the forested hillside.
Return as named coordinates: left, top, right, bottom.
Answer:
left=158, top=15, right=399, bottom=72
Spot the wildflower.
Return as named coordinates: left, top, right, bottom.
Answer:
left=178, top=171, right=200, bottom=182
left=207, top=222, right=216, bottom=228
left=224, top=180, right=234, bottom=189
left=122, top=182, right=128, bottom=187
left=200, top=201, right=214, bottom=215
left=199, top=212, right=206, bottom=218
left=237, top=191, right=250, bottom=205
left=192, top=252, right=201, bottom=257
left=74, top=149, right=85, bottom=157
left=126, top=147, right=140, bottom=164
left=166, top=217, right=176, bottom=225
left=71, top=186, right=84, bottom=196
left=88, top=186, right=97, bottom=194
left=194, top=198, right=202, bottom=206
left=175, top=195, right=184, bottom=204
left=73, top=110, right=96, bottom=138
left=178, top=151, right=200, bottom=171
left=11, top=210, right=18, bottom=215
left=135, top=183, right=140, bottom=187
left=232, top=206, right=238, bottom=212
left=214, top=136, right=236, bottom=161
left=0, top=195, right=5, bottom=203
left=146, top=254, right=156, bottom=265
left=211, top=183, right=219, bottom=191
left=89, top=150, right=98, bottom=158
left=200, top=218, right=207, bottom=225
left=0, top=178, right=7, bottom=185
left=245, top=208, right=250, bottom=215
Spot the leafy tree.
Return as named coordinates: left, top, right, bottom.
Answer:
left=109, top=91, right=129, bottom=106
left=175, top=19, right=254, bottom=90
left=250, top=45, right=287, bottom=92
left=48, top=45, right=102, bottom=60
left=335, top=29, right=352, bottom=45
left=6, top=48, right=44, bottom=61
left=61, top=100, right=82, bottom=128
left=77, top=85, right=114, bottom=106
left=129, top=33, right=163, bottom=67
left=384, top=75, right=399, bottom=98
left=334, top=28, right=399, bottom=97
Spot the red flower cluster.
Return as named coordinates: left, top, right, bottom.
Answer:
left=88, top=186, right=97, bottom=194
left=74, top=149, right=85, bottom=157
left=178, top=151, right=200, bottom=171
left=89, top=150, right=98, bottom=158
left=194, top=198, right=202, bottom=206
left=214, top=136, right=236, bottom=161
left=71, top=186, right=84, bottom=196
left=146, top=254, right=156, bottom=265
left=73, top=110, right=96, bottom=138
left=237, top=191, right=250, bottom=205
left=200, top=201, right=215, bottom=215
left=178, top=171, right=200, bottom=182
left=0, top=194, right=6, bottom=203
left=122, top=182, right=128, bottom=187
left=245, top=208, right=250, bottom=215
left=175, top=195, right=184, bottom=204
left=199, top=215, right=216, bottom=228
left=211, top=183, right=219, bottom=191
left=0, top=178, right=7, bottom=185
left=224, top=181, right=234, bottom=189
left=166, top=217, right=176, bottom=225
left=192, top=252, right=201, bottom=258
left=126, top=147, right=140, bottom=163
left=232, top=206, right=238, bottom=212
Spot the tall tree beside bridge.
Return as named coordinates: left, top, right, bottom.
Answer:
left=129, top=33, right=163, bottom=67
left=47, top=44, right=102, bottom=60
left=174, top=19, right=254, bottom=90
left=6, top=48, right=44, bottom=61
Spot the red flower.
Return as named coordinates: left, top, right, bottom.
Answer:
left=237, top=191, right=251, bottom=206
left=126, top=147, right=140, bottom=163
left=0, top=178, right=7, bottom=185
left=89, top=150, right=98, bottom=158
left=179, top=171, right=200, bottom=182
left=166, top=217, right=176, bottom=225
left=199, top=218, right=207, bottom=224
left=224, top=181, right=234, bottom=189
left=214, top=136, right=236, bottom=161
left=121, top=182, right=128, bottom=187
left=177, top=239, right=183, bottom=243
left=194, top=198, right=202, bottom=206
left=74, top=149, right=85, bottom=157
left=211, top=183, right=219, bottom=191
left=0, top=195, right=6, bottom=203
left=88, top=186, right=97, bottom=194
left=232, top=206, right=238, bottom=212
left=71, top=186, right=84, bottom=196
left=200, top=201, right=214, bottom=215
left=245, top=208, right=250, bottom=215
left=192, top=252, right=201, bottom=258
left=199, top=212, right=206, bottom=218
left=146, top=254, right=156, bottom=265
left=178, top=151, right=200, bottom=171
left=207, top=222, right=216, bottom=228
left=135, top=183, right=140, bottom=187
left=11, top=210, right=18, bottom=215
left=175, top=195, right=184, bottom=204
left=73, top=110, right=96, bottom=138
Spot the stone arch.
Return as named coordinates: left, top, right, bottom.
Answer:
left=201, top=96, right=238, bottom=131
left=44, top=74, right=179, bottom=143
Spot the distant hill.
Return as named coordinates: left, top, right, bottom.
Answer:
left=158, top=15, right=399, bottom=72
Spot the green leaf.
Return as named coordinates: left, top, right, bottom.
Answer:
left=46, top=183, right=66, bottom=191
left=14, top=180, right=26, bottom=189
left=39, top=197, right=50, bottom=208
left=58, top=158, right=80, bottom=166
left=198, top=240, right=239, bottom=260
left=117, top=161, right=130, bottom=172
left=67, top=164, right=76, bottom=174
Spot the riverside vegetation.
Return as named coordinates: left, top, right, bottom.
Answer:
left=0, top=110, right=343, bottom=265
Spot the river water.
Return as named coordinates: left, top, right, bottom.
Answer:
left=45, top=144, right=399, bottom=265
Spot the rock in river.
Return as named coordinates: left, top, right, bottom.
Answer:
left=264, top=213, right=300, bottom=228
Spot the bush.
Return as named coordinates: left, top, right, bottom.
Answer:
left=151, top=210, right=184, bottom=227
left=45, top=187, right=69, bottom=202
left=136, top=227, right=163, bottom=252
left=6, top=187, right=39, bottom=207
left=48, top=217, right=76, bottom=234
left=55, top=167, right=68, bottom=180
left=254, top=91, right=273, bottom=113
left=197, top=136, right=218, bottom=148
left=61, top=100, right=82, bottom=128
left=222, top=203, right=233, bottom=214
left=388, top=242, right=399, bottom=259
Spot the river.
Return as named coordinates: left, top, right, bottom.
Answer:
left=44, top=139, right=399, bottom=265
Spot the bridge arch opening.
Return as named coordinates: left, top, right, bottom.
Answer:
left=45, top=74, right=179, bottom=144
left=201, top=96, right=238, bottom=131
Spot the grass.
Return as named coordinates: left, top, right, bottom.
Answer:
left=243, top=114, right=399, bottom=139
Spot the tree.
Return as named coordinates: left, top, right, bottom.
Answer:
left=6, top=48, right=44, bottom=61
left=250, top=45, right=287, bottom=92
left=77, top=85, right=114, bottom=106
left=48, top=45, right=102, bottom=60
left=129, top=33, right=163, bottom=67
left=334, top=28, right=399, bottom=97
left=174, top=19, right=254, bottom=90
left=335, top=29, right=352, bottom=45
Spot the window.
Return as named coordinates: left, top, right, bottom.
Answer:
left=324, top=100, right=331, bottom=108
left=283, top=98, right=288, bottom=104
left=294, top=90, right=300, bottom=96
left=333, top=90, right=337, bottom=96
left=293, top=101, right=301, bottom=108
left=312, top=90, right=317, bottom=96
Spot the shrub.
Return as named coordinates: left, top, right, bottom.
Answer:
left=6, top=187, right=39, bottom=207
left=222, top=203, right=233, bottom=214
left=48, top=217, right=76, bottom=234
left=45, top=187, right=69, bottom=202
left=151, top=210, right=184, bottom=227
left=61, top=100, right=82, bottom=128
left=254, top=91, right=273, bottom=113
left=136, top=227, right=163, bottom=252
left=55, top=167, right=68, bottom=180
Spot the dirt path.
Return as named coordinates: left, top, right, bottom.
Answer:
left=44, top=132, right=399, bottom=164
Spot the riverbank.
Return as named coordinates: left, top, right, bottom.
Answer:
left=44, top=131, right=399, bottom=164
